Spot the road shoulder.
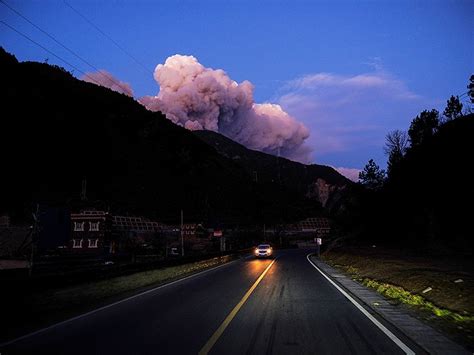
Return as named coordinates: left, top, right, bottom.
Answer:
left=1, top=254, right=244, bottom=346
left=309, top=255, right=469, bottom=354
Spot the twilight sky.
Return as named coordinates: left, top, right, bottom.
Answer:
left=1, top=0, right=472, bottom=179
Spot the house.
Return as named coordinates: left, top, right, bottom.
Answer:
left=298, top=217, right=331, bottom=236
left=181, top=223, right=204, bottom=238
left=70, top=210, right=112, bottom=252
left=112, top=215, right=163, bottom=236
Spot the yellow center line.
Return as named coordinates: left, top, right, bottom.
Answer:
left=198, top=259, right=276, bottom=355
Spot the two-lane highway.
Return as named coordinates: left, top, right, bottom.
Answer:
left=2, top=249, right=421, bottom=354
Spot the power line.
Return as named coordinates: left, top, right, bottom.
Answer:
left=63, top=0, right=152, bottom=75
left=0, top=20, right=100, bottom=85
left=0, top=0, right=128, bottom=91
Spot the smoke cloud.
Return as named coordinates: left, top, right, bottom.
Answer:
left=82, top=70, right=134, bottom=97
left=140, top=55, right=311, bottom=163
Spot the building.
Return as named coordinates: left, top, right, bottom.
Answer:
left=298, top=217, right=331, bottom=236
left=181, top=223, right=204, bottom=238
left=38, top=207, right=70, bottom=252
left=112, top=215, right=163, bottom=235
left=70, top=210, right=112, bottom=252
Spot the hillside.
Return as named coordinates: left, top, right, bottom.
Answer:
left=346, top=113, right=474, bottom=253
left=0, top=47, right=345, bottom=225
left=194, top=130, right=350, bottom=201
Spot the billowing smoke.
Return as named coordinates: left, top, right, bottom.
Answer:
left=82, top=70, right=134, bottom=97
left=140, top=55, right=311, bottom=162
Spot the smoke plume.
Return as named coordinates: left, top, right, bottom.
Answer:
left=140, top=55, right=311, bottom=162
left=82, top=70, right=134, bottom=97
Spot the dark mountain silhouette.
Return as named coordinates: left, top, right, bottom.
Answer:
left=0, top=47, right=347, bottom=225
left=194, top=130, right=350, bottom=206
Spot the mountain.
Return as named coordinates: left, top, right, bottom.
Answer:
left=193, top=130, right=350, bottom=207
left=0, top=47, right=348, bottom=225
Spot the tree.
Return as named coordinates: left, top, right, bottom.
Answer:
left=443, top=95, right=463, bottom=121
left=384, top=130, right=408, bottom=177
left=408, top=109, right=439, bottom=147
left=359, top=159, right=386, bottom=190
left=468, top=74, right=474, bottom=104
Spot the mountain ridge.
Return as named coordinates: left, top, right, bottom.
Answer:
left=0, top=47, right=347, bottom=225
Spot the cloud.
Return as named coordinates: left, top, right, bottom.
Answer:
left=277, top=68, right=428, bottom=166
left=140, top=55, right=311, bottom=163
left=333, top=167, right=360, bottom=182
left=284, top=71, right=420, bottom=100
left=82, top=70, right=134, bottom=97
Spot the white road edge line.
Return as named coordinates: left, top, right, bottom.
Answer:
left=1, top=257, right=243, bottom=347
left=306, top=254, right=415, bottom=355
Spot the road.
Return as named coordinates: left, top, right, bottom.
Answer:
left=2, top=249, right=422, bottom=354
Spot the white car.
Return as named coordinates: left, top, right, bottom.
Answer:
left=254, top=244, right=273, bottom=258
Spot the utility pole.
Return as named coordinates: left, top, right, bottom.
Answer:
left=180, top=209, right=184, bottom=257
left=29, top=204, right=40, bottom=277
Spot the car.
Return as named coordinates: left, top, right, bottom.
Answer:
left=254, top=244, right=273, bottom=258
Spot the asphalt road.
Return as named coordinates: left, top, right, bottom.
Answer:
left=2, top=249, right=422, bottom=354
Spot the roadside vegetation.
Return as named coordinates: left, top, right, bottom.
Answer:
left=34, top=255, right=234, bottom=310
left=1, top=254, right=236, bottom=342
left=321, top=247, right=474, bottom=347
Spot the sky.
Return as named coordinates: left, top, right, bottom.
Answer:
left=1, top=0, right=472, bottom=179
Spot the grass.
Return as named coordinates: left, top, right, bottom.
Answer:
left=320, top=246, right=474, bottom=347
left=2, top=254, right=236, bottom=342
left=361, top=278, right=474, bottom=323
left=33, top=255, right=234, bottom=312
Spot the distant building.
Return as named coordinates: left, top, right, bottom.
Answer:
left=112, top=215, right=163, bottom=235
left=38, top=207, right=70, bottom=252
left=182, top=223, right=203, bottom=238
left=298, top=217, right=331, bottom=236
left=70, top=210, right=112, bottom=252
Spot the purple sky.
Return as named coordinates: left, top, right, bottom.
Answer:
left=1, top=0, right=472, bottom=179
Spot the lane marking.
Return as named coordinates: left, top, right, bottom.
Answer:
left=306, top=254, right=415, bottom=355
left=199, top=259, right=276, bottom=355
left=1, top=257, right=243, bottom=348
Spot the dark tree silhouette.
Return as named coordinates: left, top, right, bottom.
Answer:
left=443, top=95, right=463, bottom=121
left=359, top=159, right=385, bottom=190
left=408, top=109, right=439, bottom=147
left=384, top=130, right=408, bottom=177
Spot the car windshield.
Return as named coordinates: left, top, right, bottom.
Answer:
left=258, top=245, right=270, bottom=249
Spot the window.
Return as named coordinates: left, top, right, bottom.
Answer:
left=90, top=222, right=100, bottom=231
left=88, top=239, right=98, bottom=248
left=73, top=239, right=83, bottom=248
left=74, top=222, right=84, bottom=231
